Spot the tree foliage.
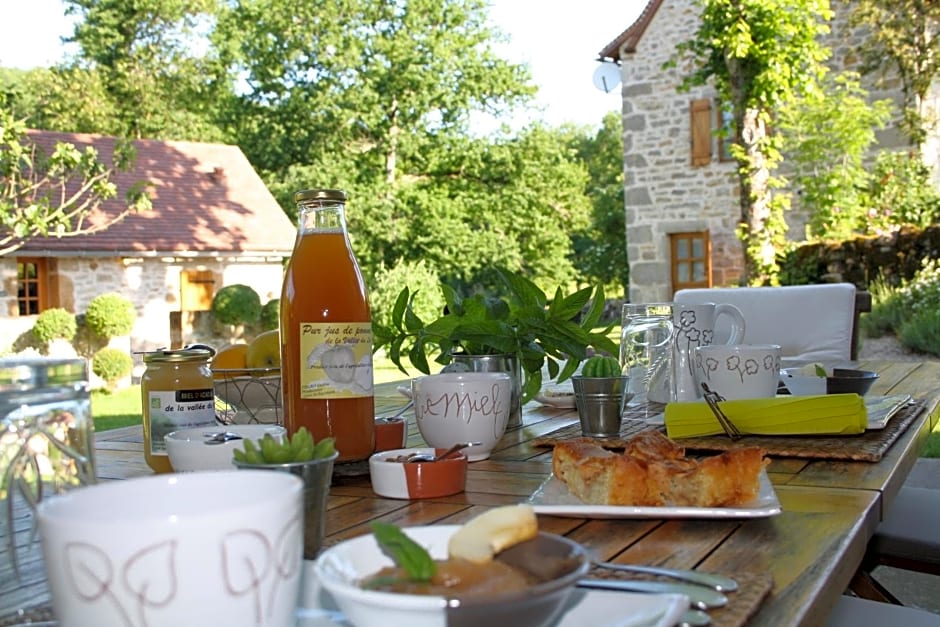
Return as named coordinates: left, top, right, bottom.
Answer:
left=777, top=72, right=893, bottom=239
left=0, top=106, right=151, bottom=255
left=847, top=0, right=940, bottom=147
left=63, top=0, right=228, bottom=140
left=570, top=112, right=627, bottom=295
left=4, top=0, right=626, bottom=318
left=672, top=0, right=833, bottom=284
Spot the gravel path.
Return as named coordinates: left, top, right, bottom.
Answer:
left=858, top=335, right=940, bottom=362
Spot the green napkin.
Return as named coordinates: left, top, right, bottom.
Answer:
left=664, top=394, right=868, bottom=438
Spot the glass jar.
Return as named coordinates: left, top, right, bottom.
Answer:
left=141, top=347, right=216, bottom=473
left=0, top=357, right=93, bottom=583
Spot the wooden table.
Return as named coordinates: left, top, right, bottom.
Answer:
left=3, top=359, right=938, bottom=626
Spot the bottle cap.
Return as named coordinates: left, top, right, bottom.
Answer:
left=294, top=189, right=347, bottom=203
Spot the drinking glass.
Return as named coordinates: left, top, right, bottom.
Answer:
left=0, top=357, right=94, bottom=619
left=620, top=304, right=676, bottom=410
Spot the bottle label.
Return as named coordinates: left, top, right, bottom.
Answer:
left=146, top=388, right=216, bottom=455
left=298, top=322, right=374, bottom=399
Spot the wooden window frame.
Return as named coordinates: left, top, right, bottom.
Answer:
left=669, top=231, right=712, bottom=292
left=17, top=257, right=48, bottom=316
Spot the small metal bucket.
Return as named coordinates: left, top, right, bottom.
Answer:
left=572, top=375, right=631, bottom=437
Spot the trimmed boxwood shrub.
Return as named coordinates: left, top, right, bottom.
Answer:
left=32, top=308, right=77, bottom=343
left=92, top=347, right=133, bottom=388
left=259, top=299, right=280, bottom=331
left=211, top=284, right=262, bottom=326
left=85, top=293, right=137, bottom=338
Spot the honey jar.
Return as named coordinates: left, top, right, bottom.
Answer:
left=141, top=346, right=217, bottom=473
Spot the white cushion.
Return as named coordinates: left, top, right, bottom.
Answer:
left=673, top=284, right=857, bottom=364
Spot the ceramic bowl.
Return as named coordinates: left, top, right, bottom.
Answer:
left=781, top=367, right=878, bottom=396
left=369, top=448, right=467, bottom=499
left=165, top=424, right=286, bottom=472
left=313, top=525, right=591, bottom=627
left=36, top=470, right=303, bottom=627
left=212, top=369, right=282, bottom=424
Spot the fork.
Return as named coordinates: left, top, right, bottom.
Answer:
left=700, top=383, right=742, bottom=440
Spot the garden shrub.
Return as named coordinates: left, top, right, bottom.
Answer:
left=211, top=284, right=262, bottom=326
left=863, top=258, right=940, bottom=356
left=259, top=299, right=280, bottom=331
left=92, top=347, right=133, bottom=388
left=32, top=308, right=77, bottom=343
left=85, top=293, right=137, bottom=338
left=898, top=309, right=940, bottom=357
left=370, top=259, right=444, bottom=341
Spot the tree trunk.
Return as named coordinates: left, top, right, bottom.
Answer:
left=733, top=105, right=775, bottom=285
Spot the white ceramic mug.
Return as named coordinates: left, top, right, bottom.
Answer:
left=411, top=372, right=511, bottom=461
left=36, top=470, right=304, bottom=627
left=693, top=343, right=782, bottom=400
left=674, top=303, right=746, bottom=400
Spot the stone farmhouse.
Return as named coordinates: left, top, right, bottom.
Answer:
left=1, top=131, right=296, bottom=353
left=599, top=0, right=921, bottom=303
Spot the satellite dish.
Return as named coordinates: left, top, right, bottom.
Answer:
left=592, top=62, right=621, bottom=94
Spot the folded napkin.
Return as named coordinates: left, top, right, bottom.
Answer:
left=664, top=394, right=868, bottom=439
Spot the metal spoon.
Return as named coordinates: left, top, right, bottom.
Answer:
left=203, top=432, right=244, bottom=445
left=405, top=442, right=479, bottom=463
left=377, top=400, right=414, bottom=422
left=594, top=560, right=738, bottom=592
left=577, top=579, right=727, bottom=610
left=679, top=609, right=712, bottom=626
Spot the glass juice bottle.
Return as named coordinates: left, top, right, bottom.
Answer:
left=280, top=189, right=375, bottom=462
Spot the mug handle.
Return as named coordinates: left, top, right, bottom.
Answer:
left=715, top=303, right=746, bottom=344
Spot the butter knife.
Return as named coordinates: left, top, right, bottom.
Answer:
left=577, top=578, right=728, bottom=610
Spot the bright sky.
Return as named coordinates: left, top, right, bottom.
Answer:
left=0, top=0, right=646, bottom=129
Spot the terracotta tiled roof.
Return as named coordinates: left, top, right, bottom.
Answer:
left=597, top=0, right=665, bottom=62
left=14, top=131, right=296, bottom=257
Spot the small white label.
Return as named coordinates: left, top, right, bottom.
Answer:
left=147, top=388, right=216, bottom=455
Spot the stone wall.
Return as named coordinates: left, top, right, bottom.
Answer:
left=0, top=256, right=285, bottom=355
left=619, top=0, right=921, bottom=303
left=620, top=0, right=740, bottom=303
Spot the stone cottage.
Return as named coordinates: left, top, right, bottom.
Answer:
left=1, top=131, right=296, bottom=353
left=599, top=0, right=918, bottom=303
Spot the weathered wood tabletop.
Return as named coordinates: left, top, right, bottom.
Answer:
left=3, top=359, right=938, bottom=626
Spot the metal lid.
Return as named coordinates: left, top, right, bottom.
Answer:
left=142, top=345, right=215, bottom=364
left=0, top=357, right=88, bottom=390
left=294, top=189, right=347, bottom=203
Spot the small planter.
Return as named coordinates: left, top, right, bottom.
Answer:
left=233, top=451, right=338, bottom=559
left=571, top=375, right=632, bottom=438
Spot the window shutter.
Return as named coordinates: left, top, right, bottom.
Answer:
left=690, top=99, right=712, bottom=166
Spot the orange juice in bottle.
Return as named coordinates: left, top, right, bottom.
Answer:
left=280, top=189, right=375, bottom=462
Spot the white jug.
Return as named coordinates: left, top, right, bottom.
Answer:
left=673, top=302, right=746, bottom=401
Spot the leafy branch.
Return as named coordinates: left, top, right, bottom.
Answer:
left=0, top=108, right=152, bottom=255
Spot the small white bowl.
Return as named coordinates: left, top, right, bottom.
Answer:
left=369, top=448, right=467, bottom=499
left=165, top=424, right=286, bottom=472
left=313, top=525, right=590, bottom=627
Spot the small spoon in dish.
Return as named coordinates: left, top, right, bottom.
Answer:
left=203, top=432, right=244, bottom=445
left=405, top=442, right=479, bottom=463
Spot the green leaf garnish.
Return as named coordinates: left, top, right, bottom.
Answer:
left=814, top=364, right=827, bottom=378
left=370, top=521, right=436, bottom=582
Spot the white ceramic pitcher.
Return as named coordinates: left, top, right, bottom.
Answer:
left=673, top=302, right=746, bottom=400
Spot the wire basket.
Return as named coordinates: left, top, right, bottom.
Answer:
left=212, top=368, right=282, bottom=425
